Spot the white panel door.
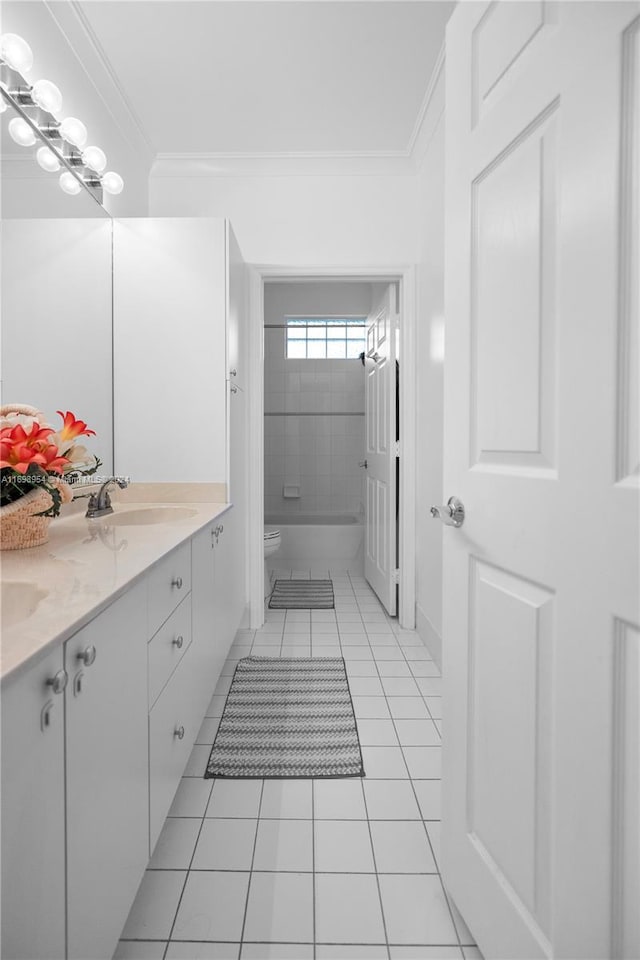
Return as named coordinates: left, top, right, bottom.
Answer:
left=364, top=284, right=398, bottom=615
left=442, top=3, right=640, bottom=959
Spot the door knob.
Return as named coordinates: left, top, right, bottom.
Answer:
left=430, top=496, right=465, bottom=528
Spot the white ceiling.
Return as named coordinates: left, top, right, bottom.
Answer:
left=77, top=1, right=454, bottom=157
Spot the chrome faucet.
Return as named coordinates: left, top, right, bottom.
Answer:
left=85, top=477, right=129, bottom=519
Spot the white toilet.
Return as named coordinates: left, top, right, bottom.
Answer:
left=263, top=526, right=282, bottom=597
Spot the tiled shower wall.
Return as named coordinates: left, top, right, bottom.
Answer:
left=264, top=283, right=372, bottom=519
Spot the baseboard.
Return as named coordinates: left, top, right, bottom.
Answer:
left=238, top=602, right=251, bottom=630
left=415, top=603, right=443, bottom=671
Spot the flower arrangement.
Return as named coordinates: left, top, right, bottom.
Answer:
left=1, top=405, right=101, bottom=518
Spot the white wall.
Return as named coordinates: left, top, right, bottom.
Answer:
left=264, top=282, right=370, bottom=519
left=149, top=170, right=419, bottom=267
left=414, top=67, right=446, bottom=666
left=1, top=1, right=152, bottom=217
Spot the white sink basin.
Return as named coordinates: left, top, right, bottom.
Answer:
left=1, top=581, right=49, bottom=628
left=103, top=507, right=198, bottom=526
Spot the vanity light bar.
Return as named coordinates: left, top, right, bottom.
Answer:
left=0, top=33, right=124, bottom=206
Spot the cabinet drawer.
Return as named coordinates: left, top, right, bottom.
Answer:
left=148, top=595, right=192, bottom=708
left=147, top=541, right=191, bottom=636
left=148, top=645, right=202, bottom=850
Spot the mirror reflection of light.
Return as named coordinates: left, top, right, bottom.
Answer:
left=430, top=316, right=445, bottom=364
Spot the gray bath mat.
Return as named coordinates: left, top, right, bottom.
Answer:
left=269, top=579, right=334, bottom=609
left=205, top=656, right=364, bottom=778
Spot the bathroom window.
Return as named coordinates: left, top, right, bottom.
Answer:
left=286, top=317, right=366, bottom=359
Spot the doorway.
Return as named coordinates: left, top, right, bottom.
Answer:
left=247, top=266, right=417, bottom=629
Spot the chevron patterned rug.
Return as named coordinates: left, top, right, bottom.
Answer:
left=205, top=656, right=364, bottom=778
left=268, top=579, right=335, bottom=609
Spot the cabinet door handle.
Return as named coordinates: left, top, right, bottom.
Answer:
left=77, top=645, right=97, bottom=667
left=219, top=524, right=224, bottom=534
left=174, top=725, right=185, bottom=740
left=46, top=669, right=68, bottom=695
left=41, top=700, right=54, bottom=731
left=173, top=635, right=184, bottom=649
left=230, top=385, right=238, bottom=394
left=230, top=368, right=237, bottom=377
left=171, top=576, right=183, bottom=589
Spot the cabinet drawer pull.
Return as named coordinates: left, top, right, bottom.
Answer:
left=171, top=576, right=183, bottom=589
left=46, top=669, right=68, bottom=695
left=174, top=725, right=185, bottom=740
left=230, top=368, right=237, bottom=377
left=172, top=635, right=184, bottom=650
left=77, top=645, right=97, bottom=667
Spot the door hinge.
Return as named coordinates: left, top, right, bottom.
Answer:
left=393, top=441, right=400, bottom=458
left=392, top=568, right=400, bottom=584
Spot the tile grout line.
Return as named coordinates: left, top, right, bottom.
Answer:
left=311, top=772, right=317, bottom=960
left=393, top=607, right=464, bottom=952
left=160, top=774, right=215, bottom=958
left=354, top=577, right=458, bottom=950
left=237, top=779, right=266, bottom=955
left=346, top=569, right=393, bottom=960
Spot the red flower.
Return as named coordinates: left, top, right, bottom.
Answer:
left=56, top=411, right=96, bottom=443
left=0, top=422, right=70, bottom=475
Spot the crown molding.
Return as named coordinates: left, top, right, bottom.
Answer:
left=150, top=42, right=446, bottom=179
left=43, top=0, right=156, bottom=167
left=151, top=151, right=417, bottom=179
left=38, top=4, right=445, bottom=182
left=406, top=39, right=446, bottom=167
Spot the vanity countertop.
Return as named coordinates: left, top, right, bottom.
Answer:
left=0, top=499, right=232, bottom=683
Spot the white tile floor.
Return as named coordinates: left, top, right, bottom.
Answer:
left=114, top=569, right=481, bottom=960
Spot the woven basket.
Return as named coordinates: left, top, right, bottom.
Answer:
left=0, top=487, right=54, bottom=551
left=0, top=404, right=73, bottom=550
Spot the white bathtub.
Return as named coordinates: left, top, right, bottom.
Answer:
left=265, top=514, right=364, bottom=570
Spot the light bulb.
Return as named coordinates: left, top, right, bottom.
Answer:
left=102, top=171, right=124, bottom=195
left=82, top=145, right=106, bottom=173
left=8, top=116, right=36, bottom=147
left=36, top=146, right=60, bottom=172
left=59, top=171, right=81, bottom=195
left=59, top=116, right=87, bottom=148
left=0, top=34, right=34, bottom=74
left=31, top=79, right=62, bottom=115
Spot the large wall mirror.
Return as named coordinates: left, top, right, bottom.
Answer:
left=1, top=103, right=114, bottom=475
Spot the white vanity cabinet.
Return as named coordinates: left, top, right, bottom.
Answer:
left=1, top=506, right=245, bottom=959
left=113, top=217, right=247, bottom=490
left=192, top=515, right=232, bottom=710
left=147, top=542, right=200, bottom=850
left=65, top=582, right=148, bottom=960
left=1, top=647, right=66, bottom=960
left=191, top=520, right=223, bottom=712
